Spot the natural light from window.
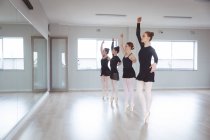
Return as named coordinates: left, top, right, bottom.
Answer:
left=0, top=37, right=24, bottom=70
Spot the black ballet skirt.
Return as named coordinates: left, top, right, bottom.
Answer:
left=101, top=57, right=111, bottom=76
left=122, top=55, right=136, bottom=78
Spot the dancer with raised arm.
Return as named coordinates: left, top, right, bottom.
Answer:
left=120, top=34, right=137, bottom=111
left=110, top=38, right=121, bottom=105
left=100, top=40, right=111, bottom=100
left=136, top=17, right=158, bottom=123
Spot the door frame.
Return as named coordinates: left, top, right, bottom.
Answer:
left=31, top=36, right=48, bottom=92
left=50, top=37, right=68, bottom=92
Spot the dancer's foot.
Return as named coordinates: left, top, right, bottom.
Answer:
left=144, top=112, right=150, bottom=123
left=115, top=97, right=118, bottom=105
left=124, top=103, right=129, bottom=111
left=102, top=95, right=108, bottom=101
left=130, top=105, right=134, bottom=112
left=110, top=96, right=114, bottom=104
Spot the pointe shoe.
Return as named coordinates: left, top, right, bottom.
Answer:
left=125, top=104, right=129, bottom=111
left=110, top=96, right=114, bottom=104
left=102, top=95, right=109, bottom=101
left=130, top=105, right=134, bottom=112
left=115, top=97, right=118, bottom=105
left=144, top=112, right=150, bottom=123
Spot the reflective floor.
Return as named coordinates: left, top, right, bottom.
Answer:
left=0, top=93, right=44, bottom=139
left=12, top=90, right=210, bottom=140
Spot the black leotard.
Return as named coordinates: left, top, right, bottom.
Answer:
left=136, top=23, right=158, bottom=82
left=110, top=56, right=121, bottom=80
left=122, top=53, right=136, bottom=78
left=110, top=40, right=121, bottom=80
left=101, top=57, right=111, bottom=76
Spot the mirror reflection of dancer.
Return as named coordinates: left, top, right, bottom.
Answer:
left=100, top=40, right=111, bottom=100
left=110, top=38, right=121, bottom=105
left=120, top=34, right=137, bottom=111
left=136, top=17, right=158, bottom=123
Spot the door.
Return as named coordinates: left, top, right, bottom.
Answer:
left=32, top=36, right=47, bottom=92
left=50, top=37, right=68, bottom=91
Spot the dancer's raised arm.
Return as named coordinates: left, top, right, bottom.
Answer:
left=120, top=33, right=125, bottom=54
left=100, top=40, right=104, bottom=56
left=136, top=17, right=144, bottom=48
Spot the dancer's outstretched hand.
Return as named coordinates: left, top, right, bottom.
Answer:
left=150, top=63, right=157, bottom=73
left=137, top=17, right=142, bottom=23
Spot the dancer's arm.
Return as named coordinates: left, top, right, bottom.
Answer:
left=136, top=17, right=144, bottom=48
left=150, top=49, right=158, bottom=73
left=120, top=33, right=125, bottom=54
left=111, top=38, right=114, bottom=51
left=100, top=40, right=104, bottom=56
left=129, top=54, right=137, bottom=64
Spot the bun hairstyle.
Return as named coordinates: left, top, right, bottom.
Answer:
left=127, top=42, right=134, bottom=50
left=114, top=46, right=120, bottom=53
left=104, top=48, right=110, bottom=54
left=145, top=31, right=154, bottom=41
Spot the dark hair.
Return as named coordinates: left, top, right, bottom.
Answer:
left=127, top=42, right=134, bottom=50
left=145, top=31, right=154, bottom=41
left=114, top=46, right=120, bottom=53
left=104, top=48, right=110, bottom=54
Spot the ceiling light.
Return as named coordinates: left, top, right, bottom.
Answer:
left=96, top=14, right=126, bottom=17
left=164, top=16, right=192, bottom=19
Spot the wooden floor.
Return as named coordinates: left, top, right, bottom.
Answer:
left=10, top=90, right=210, bottom=140
left=0, top=93, right=44, bottom=139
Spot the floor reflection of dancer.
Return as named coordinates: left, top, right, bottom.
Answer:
left=100, top=40, right=111, bottom=100
left=120, top=34, right=137, bottom=111
left=110, top=38, right=121, bottom=105
left=136, top=17, right=158, bottom=123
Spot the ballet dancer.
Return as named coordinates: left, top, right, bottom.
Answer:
left=110, top=38, right=121, bottom=105
left=100, top=40, right=111, bottom=100
left=136, top=17, right=158, bottom=123
left=120, top=34, right=137, bottom=111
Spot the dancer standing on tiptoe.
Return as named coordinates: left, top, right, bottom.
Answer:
left=100, top=40, right=111, bottom=100
left=110, top=38, right=121, bottom=105
left=136, top=17, right=158, bottom=123
left=120, top=34, right=137, bottom=111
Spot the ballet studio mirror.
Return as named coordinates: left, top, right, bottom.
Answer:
left=0, top=0, right=47, bottom=139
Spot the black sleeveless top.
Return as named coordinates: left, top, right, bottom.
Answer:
left=122, top=53, right=136, bottom=78
left=101, top=57, right=111, bottom=76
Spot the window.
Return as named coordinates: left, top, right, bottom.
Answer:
left=151, top=41, right=197, bottom=70
left=78, top=38, right=115, bottom=70
left=0, top=37, right=24, bottom=70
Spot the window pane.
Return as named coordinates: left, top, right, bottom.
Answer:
left=3, top=58, right=24, bottom=69
left=151, top=41, right=171, bottom=59
left=151, top=40, right=197, bottom=70
left=78, top=39, right=97, bottom=58
left=78, top=58, right=97, bottom=70
left=0, top=39, right=2, bottom=69
left=157, top=59, right=171, bottom=69
left=77, top=39, right=115, bottom=70
left=172, top=60, right=194, bottom=69
left=3, top=38, right=24, bottom=58
left=97, top=40, right=112, bottom=58
left=172, top=42, right=194, bottom=59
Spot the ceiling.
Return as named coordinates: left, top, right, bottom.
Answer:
left=0, top=0, right=28, bottom=24
left=39, top=0, right=210, bottom=28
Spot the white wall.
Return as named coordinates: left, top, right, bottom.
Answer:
left=9, top=0, right=48, bottom=39
left=0, top=24, right=41, bottom=92
left=49, top=24, right=210, bottom=90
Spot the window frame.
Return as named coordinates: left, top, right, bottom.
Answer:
left=77, top=38, right=114, bottom=70
left=151, top=40, right=198, bottom=71
left=0, top=36, right=24, bottom=71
